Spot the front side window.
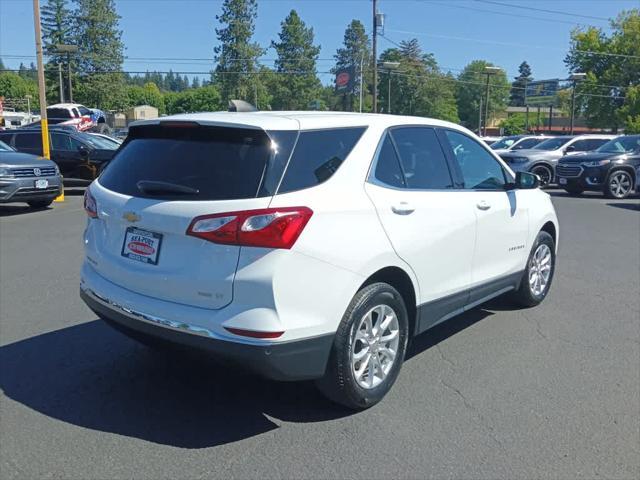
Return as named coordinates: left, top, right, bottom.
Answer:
left=444, top=130, right=507, bottom=190
left=390, top=127, right=453, bottom=189
left=277, top=127, right=366, bottom=193
left=51, top=133, right=72, bottom=151
left=491, top=137, right=518, bottom=150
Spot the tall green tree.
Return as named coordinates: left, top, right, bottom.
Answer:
left=333, top=20, right=371, bottom=111
left=509, top=61, right=532, bottom=107
left=377, top=39, right=458, bottom=121
left=456, top=60, right=510, bottom=131
left=565, top=9, right=640, bottom=131
left=271, top=10, right=321, bottom=110
left=73, top=0, right=126, bottom=109
left=213, top=0, right=264, bottom=106
left=41, top=0, right=73, bottom=102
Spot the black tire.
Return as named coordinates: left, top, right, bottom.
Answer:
left=563, top=186, right=584, bottom=196
left=510, top=231, right=556, bottom=308
left=530, top=164, right=554, bottom=188
left=96, top=123, right=112, bottom=135
left=316, top=282, right=409, bottom=410
left=604, top=169, right=634, bottom=199
left=27, top=199, right=54, bottom=209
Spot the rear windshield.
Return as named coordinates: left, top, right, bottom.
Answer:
left=99, top=124, right=365, bottom=201
left=47, top=108, right=73, bottom=119
left=98, top=124, right=296, bottom=201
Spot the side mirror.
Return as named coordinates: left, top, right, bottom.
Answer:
left=515, top=171, right=540, bottom=189
left=564, top=145, right=576, bottom=154
left=78, top=145, right=90, bottom=159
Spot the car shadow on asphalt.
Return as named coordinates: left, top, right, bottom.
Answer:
left=606, top=202, right=640, bottom=211
left=0, top=305, right=499, bottom=449
left=0, top=204, right=52, bottom=217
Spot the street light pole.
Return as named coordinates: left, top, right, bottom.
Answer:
left=58, top=63, right=64, bottom=102
left=56, top=44, right=78, bottom=103
left=381, top=61, right=400, bottom=114
left=569, top=72, right=585, bottom=135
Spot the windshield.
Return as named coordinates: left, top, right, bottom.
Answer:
left=533, top=137, right=572, bottom=151
left=76, top=132, right=119, bottom=150
left=596, top=136, right=640, bottom=154
left=0, top=140, right=13, bottom=151
left=491, top=136, right=520, bottom=150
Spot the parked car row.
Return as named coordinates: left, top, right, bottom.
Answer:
left=0, top=126, right=119, bottom=186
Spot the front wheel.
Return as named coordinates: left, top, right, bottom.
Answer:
left=316, top=282, right=409, bottom=409
left=531, top=165, right=553, bottom=188
left=604, top=170, right=633, bottom=199
left=510, top=231, right=556, bottom=307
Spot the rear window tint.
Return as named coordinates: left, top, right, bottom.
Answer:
left=47, top=108, right=73, bottom=119
left=277, top=127, right=366, bottom=193
left=99, top=125, right=293, bottom=201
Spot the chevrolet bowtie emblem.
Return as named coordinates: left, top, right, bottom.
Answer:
left=123, top=212, right=141, bottom=223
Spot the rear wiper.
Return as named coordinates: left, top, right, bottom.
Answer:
left=136, top=180, right=199, bottom=196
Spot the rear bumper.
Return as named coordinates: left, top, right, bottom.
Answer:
left=80, top=286, right=334, bottom=381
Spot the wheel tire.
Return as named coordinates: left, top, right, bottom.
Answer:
left=27, top=199, right=53, bottom=209
left=563, top=186, right=584, bottom=196
left=316, top=282, right=409, bottom=410
left=604, top=170, right=633, bottom=199
left=97, top=123, right=112, bottom=135
left=531, top=164, right=553, bottom=188
left=510, top=231, right=556, bottom=308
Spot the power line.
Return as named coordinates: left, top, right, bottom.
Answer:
left=473, top=0, right=611, bottom=22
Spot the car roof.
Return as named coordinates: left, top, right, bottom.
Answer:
left=48, top=103, right=84, bottom=109
left=130, top=111, right=469, bottom=132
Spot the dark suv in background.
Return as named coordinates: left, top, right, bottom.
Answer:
left=557, top=135, right=640, bottom=199
left=0, top=128, right=119, bottom=185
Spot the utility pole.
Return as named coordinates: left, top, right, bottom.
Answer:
left=482, top=66, right=501, bottom=137
left=33, top=0, right=63, bottom=202
left=524, top=78, right=529, bottom=132
left=58, top=63, right=64, bottom=102
left=569, top=72, right=586, bottom=135
left=372, top=0, right=378, bottom=113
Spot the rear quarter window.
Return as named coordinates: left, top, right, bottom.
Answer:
left=277, top=127, right=366, bottom=193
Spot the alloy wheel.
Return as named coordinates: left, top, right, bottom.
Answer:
left=528, top=244, right=552, bottom=296
left=351, top=304, right=400, bottom=389
left=531, top=166, right=552, bottom=187
left=609, top=171, right=632, bottom=198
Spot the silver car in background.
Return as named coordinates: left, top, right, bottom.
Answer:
left=0, top=140, right=63, bottom=209
left=499, top=134, right=615, bottom=186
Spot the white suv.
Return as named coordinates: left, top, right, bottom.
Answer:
left=80, top=112, right=559, bottom=409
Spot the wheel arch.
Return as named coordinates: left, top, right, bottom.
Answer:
left=529, top=161, right=555, bottom=175
left=540, top=220, right=557, bottom=245
left=360, top=266, right=418, bottom=338
left=607, top=165, right=637, bottom=187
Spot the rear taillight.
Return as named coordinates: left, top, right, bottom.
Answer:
left=186, top=207, right=313, bottom=249
left=84, top=189, right=98, bottom=218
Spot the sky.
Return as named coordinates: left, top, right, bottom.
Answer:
left=0, top=0, right=637, bottom=84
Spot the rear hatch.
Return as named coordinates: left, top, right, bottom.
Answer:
left=86, top=121, right=297, bottom=309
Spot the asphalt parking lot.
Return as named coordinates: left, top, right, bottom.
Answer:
left=1, top=190, right=638, bottom=479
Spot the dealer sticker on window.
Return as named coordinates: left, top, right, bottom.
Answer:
left=121, top=227, right=163, bottom=265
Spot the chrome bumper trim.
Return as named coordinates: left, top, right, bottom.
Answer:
left=80, top=284, right=219, bottom=340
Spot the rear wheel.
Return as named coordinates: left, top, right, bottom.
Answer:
left=510, top=231, right=555, bottom=307
left=604, top=170, right=633, bottom=199
left=316, top=282, right=409, bottom=409
left=96, top=123, right=112, bottom=135
left=27, top=199, right=53, bottom=209
left=531, top=164, right=553, bottom=188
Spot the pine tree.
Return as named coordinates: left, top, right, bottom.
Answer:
left=333, top=20, right=371, bottom=111
left=509, top=61, right=532, bottom=107
left=271, top=10, right=321, bottom=110
left=73, top=0, right=125, bottom=108
left=213, top=0, right=264, bottom=105
left=41, top=0, right=73, bottom=101
left=192, top=77, right=201, bottom=89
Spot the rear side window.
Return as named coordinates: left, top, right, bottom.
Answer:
left=14, top=133, right=43, bottom=154
left=390, top=127, right=453, bottom=189
left=514, top=138, right=543, bottom=149
left=99, top=125, right=287, bottom=201
left=277, top=127, right=366, bottom=193
left=47, top=108, right=73, bottom=119
left=373, top=134, right=405, bottom=188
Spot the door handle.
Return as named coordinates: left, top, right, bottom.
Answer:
left=391, top=202, right=415, bottom=215
left=476, top=200, right=491, bottom=211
